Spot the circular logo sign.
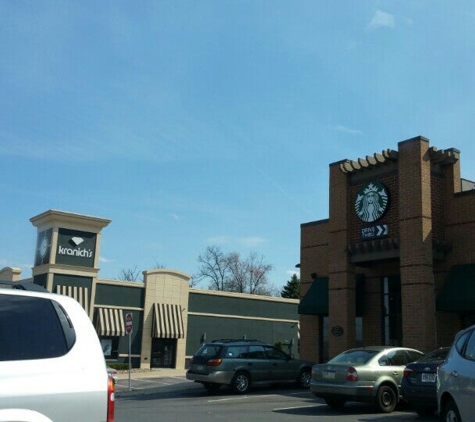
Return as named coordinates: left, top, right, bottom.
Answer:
left=355, top=182, right=389, bottom=222
left=331, top=326, right=344, bottom=337
left=39, top=237, right=48, bottom=258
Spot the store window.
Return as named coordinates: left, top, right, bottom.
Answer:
left=101, top=337, right=119, bottom=360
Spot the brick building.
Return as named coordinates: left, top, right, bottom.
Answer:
left=299, top=136, right=475, bottom=363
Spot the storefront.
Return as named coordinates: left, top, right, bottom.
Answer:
left=1, top=209, right=300, bottom=369
left=299, top=136, right=475, bottom=363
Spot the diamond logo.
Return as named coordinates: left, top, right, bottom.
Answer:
left=71, top=237, right=84, bottom=246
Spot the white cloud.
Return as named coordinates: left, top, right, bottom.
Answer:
left=368, top=10, right=396, bottom=31
left=238, top=237, right=267, bottom=247
left=332, top=125, right=363, bottom=135
left=207, top=236, right=231, bottom=245
left=99, top=256, right=115, bottom=263
left=206, top=236, right=266, bottom=248
left=286, top=270, right=300, bottom=277
left=170, top=213, right=181, bottom=221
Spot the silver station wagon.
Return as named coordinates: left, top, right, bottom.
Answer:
left=310, top=346, right=424, bottom=413
left=186, top=339, right=314, bottom=393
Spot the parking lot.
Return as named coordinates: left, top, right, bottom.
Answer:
left=115, top=376, right=439, bottom=422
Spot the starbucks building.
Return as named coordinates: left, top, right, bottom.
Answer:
left=299, top=136, right=475, bottom=363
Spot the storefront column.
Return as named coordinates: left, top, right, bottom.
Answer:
left=328, top=161, right=355, bottom=358
left=398, top=137, right=437, bottom=351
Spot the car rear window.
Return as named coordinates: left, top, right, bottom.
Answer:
left=418, top=348, right=448, bottom=363
left=195, top=344, right=223, bottom=359
left=329, top=349, right=379, bottom=364
left=0, top=294, right=74, bottom=361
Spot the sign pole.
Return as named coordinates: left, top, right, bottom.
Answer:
left=125, top=313, right=133, bottom=391
left=128, top=333, right=131, bottom=391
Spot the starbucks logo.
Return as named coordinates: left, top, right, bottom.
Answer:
left=355, top=182, right=389, bottom=222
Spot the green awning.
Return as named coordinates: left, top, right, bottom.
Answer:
left=299, top=275, right=365, bottom=316
left=437, top=264, right=475, bottom=312
left=298, top=277, right=329, bottom=315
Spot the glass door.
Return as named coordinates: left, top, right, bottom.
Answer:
left=382, top=276, right=402, bottom=346
left=151, top=338, right=177, bottom=368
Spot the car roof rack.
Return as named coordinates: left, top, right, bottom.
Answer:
left=210, top=339, right=266, bottom=344
left=0, top=281, right=49, bottom=292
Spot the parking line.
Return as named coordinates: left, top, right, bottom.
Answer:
left=273, top=404, right=317, bottom=411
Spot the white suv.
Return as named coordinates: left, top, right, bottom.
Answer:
left=0, top=282, right=114, bottom=422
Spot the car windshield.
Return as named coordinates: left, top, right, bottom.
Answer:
left=417, top=348, right=448, bottom=363
left=328, top=349, right=379, bottom=365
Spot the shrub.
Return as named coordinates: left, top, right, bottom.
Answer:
left=107, top=363, right=130, bottom=371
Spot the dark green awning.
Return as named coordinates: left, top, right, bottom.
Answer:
left=298, top=277, right=329, bottom=315
left=437, top=264, right=475, bottom=312
left=298, top=275, right=365, bottom=316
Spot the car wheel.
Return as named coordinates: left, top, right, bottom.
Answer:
left=375, top=385, right=397, bottom=413
left=203, top=382, right=221, bottom=392
left=441, top=399, right=461, bottom=422
left=414, top=405, right=436, bottom=417
left=325, top=398, right=346, bottom=409
left=297, top=368, right=311, bottom=388
left=231, top=371, right=250, bottom=394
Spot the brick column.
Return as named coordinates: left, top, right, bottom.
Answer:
left=328, top=161, right=355, bottom=357
left=398, top=137, right=437, bottom=351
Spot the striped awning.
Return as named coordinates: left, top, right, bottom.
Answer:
left=95, top=308, right=126, bottom=337
left=152, top=303, right=185, bottom=339
left=56, top=285, right=89, bottom=312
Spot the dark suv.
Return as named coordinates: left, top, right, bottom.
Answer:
left=186, top=339, right=314, bottom=393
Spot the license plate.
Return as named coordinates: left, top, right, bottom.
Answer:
left=323, top=371, right=336, bottom=380
left=196, top=365, right=204, bottom=371
left=421, top=373, right=436, bottom=382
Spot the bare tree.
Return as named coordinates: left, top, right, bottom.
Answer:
left=227, top=252, right=247, bottom=293
left=153, top=260, right=166, bottom=269
left=195, top=246, right=275, bottom=295
left=194, top=246, right=231, bottom=291
left=118, top=264, right=141, bottom=282
left=245, top=251, right=273, bottom=295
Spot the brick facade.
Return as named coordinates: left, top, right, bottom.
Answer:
left=300, top=136, right=475, bottom=361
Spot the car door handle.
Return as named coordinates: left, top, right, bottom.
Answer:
left=450, top=371, right=459, bottom=378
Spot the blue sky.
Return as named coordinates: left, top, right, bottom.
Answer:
left=1, top=1, right=475, bottom=292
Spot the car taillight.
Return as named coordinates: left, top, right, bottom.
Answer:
left=403, top=367, right=413, bottom=378
left=346, top=367, right=358, bottom=382
left=206, top=359, right=222, bottom=367
left=107, top=375, right=115, bottom=422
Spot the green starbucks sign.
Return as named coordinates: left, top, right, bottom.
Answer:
left=355, top=182, right=389, bottom=222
